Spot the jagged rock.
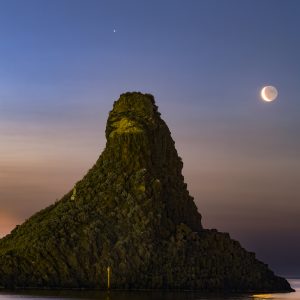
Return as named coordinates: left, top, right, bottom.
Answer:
left=0, top=92, right=293, bottom=292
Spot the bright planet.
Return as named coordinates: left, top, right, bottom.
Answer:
left=261, top=86, right=278, bottom=102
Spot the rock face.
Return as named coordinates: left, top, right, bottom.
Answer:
left=0, top=92, right=293, bottom=292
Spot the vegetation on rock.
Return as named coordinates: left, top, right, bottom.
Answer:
left=0, top=92, right=293, bottom=292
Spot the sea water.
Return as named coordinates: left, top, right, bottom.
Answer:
left=0, top=279, right=299, bottom=300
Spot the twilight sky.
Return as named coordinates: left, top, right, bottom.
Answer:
left=0, top=0, right=300, bottom=277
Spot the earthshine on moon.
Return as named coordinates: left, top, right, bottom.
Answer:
left=261, top=86, right=278, bottom=102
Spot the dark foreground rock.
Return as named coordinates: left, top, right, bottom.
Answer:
left=0, top=92, right=293, bottom=292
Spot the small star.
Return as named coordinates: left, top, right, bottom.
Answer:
left=113, top=29, right=116, bottom=33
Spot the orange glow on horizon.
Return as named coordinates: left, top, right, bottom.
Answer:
left=252, top=294, right=273, bottom=299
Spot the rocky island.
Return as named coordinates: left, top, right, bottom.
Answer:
left=0, top=92, right=293, bottom=292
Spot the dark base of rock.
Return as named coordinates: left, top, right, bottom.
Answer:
left=0, top=227, right=294, bottom=292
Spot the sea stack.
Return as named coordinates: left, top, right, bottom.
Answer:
left=0, top=92, right=293, bottom=292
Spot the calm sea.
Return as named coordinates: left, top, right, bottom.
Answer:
left=0, top=279, right=299, bottom=300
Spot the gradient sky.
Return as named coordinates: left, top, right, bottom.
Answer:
left=0, top=0, right=300, bottom=277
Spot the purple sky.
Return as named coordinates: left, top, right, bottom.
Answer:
left=0, top=0, right=299, bottom=277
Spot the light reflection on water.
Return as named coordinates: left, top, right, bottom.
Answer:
left=0, top=279, right=298, bottom=300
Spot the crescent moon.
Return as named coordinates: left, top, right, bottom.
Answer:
left=261, top=86, right=278, bottom=102
left=261, top=87, right=271, bottom=102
